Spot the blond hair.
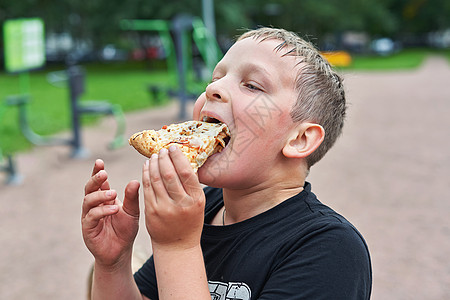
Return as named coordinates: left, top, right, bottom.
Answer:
left=238, top=28, right=346, bottom=168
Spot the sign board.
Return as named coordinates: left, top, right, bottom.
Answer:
left=3, top=18, right=45, bottom=73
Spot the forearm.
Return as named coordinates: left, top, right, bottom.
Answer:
left=91, top=253, right=143, bottom=300
left=152, top=243, right=210, bottom=300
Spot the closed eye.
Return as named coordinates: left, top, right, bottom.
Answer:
left=244, top=83, right=263, bottom=92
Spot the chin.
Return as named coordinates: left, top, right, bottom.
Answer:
left=197, top=162, right=225, bottom=188
left=197, top=148, right=231, bottom=186
left=198, top=163, right=252, bottom=190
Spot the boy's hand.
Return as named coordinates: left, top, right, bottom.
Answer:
left=81, top=159, right=140, bottom=268
left=142, top=145, right=205, bottom=250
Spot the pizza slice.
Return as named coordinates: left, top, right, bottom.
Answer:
left=128, top=120, right=230, bottom=171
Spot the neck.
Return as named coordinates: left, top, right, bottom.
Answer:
left=222, top=179, right=304, bottom=224
left=211, top=155, right=309, bottom=226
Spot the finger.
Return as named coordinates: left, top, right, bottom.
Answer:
left=149, top=153, right=170, bottom=200
left=82, top=189, right=117, bottom=219
left=100, top=180, right=111, bottom=191
left=91, top=159, right=105, bottom=177
left=142, top=159, right=156, bottom=204
left=122, top=180, right=140, bottom=218
left=85, top=170, right=109, bottom=195
left=158, top=148, right=187, bottom=200
left=168, top=145, right=203, bottom=198
left=91, top=159, right=111, bottom=191
left=83, top=205, right=119, bottom=230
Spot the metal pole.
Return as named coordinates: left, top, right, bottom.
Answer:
left=67, top=66, right=89, bottom=158
left=202, top=0, right=216, bottom=38
left=173, top=26, right=188, bottom=120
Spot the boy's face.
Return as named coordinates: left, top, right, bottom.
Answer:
left=194, top=37, right=300, bottom=188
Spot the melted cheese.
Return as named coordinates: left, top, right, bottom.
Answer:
left=129, top=121, right=230, bottom=171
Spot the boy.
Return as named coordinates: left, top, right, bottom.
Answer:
left=82, top=27, right=372, bottom=299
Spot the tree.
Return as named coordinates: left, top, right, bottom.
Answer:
left=388, top=0, right=450, bottom=35
left=1, top=0, right=450, bottom=54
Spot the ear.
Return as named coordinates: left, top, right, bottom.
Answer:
left=282, top=123, right=325, bottom=159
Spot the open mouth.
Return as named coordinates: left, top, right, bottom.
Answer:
left=202, top=116, right=231, bottom=149
left=223, top=135, right=231, bottom=148
left=202, top=116, right=222, bottom=124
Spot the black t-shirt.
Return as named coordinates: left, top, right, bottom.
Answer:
left=134, top=182, right=372, bottom=299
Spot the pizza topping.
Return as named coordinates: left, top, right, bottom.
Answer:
left=128, top=120, right=230, bottom=171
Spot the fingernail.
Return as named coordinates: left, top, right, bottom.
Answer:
left=151, top=153, right=158, bottom=160
left=169, top=145, right=178, bottom=152
left=159, top=148, right=168, bottom=155
left=145, top=159, right=150, bottom=167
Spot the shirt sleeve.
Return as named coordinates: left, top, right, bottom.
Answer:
left=258, top=220, right=372, bottom=300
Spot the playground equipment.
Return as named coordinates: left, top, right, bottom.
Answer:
left=1, top=18, right=126, bottom=184
left=0, top=152, right=21, bottom=185
left=1, top=18, right=45, bottom=184
left=0, top=107, right=22, bottom=185
left=121, top=14, right=223, bottom=119
left=1, top=65, right=126, bottom=185
left=4, top=65, right=126, bottom=159
left=46, top=64, right=126, bottom=156
left=321, top=51, right=352, bottom=67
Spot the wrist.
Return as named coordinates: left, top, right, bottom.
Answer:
left=94, top=249, right=133, bottom=274
left=151, top=238, right=201, bottom=253
left=91, top=249, right=143, bottom=300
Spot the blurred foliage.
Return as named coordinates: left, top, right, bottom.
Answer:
left=240, top=0, right=450, bottom=39
left=1, top=0, right=449, bottom=48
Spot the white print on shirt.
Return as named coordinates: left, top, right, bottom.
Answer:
left=208, top=280, right=251, bottom=300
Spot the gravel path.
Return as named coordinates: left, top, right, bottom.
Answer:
left=1, top=56, right=449, bottom=299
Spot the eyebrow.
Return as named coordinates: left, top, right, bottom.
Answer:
left=239, top=62, right=274, bottom=90
left=214, top=60, right=271, bottom=76
left=244, top=63, right=271, bottom=76
left=212, top=61, right=281, bottom=92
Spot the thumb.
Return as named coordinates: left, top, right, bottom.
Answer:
left=122, top=180, right=140, bottom=218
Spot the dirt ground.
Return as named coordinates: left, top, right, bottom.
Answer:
left=1, top=56, right=449, bottom=299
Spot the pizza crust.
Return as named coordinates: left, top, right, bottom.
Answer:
left=128, top=121, right=230, bottom=171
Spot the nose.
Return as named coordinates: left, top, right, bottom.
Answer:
left=205, top=80, right=228, bottom=103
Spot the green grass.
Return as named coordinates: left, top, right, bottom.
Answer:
left=340, top=49, right=431, bottom=70
left=432, top=48, right=450, bottom=63
left=338, top=48, right=450, bottom=71
left=0, top=61, right=178, bottom=154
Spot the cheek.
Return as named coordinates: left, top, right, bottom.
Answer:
left=193, top=93, right=206, bottom=120
left=234, top=107, right=293, bottom=149
left=234, top=93, right=294, bottom=130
